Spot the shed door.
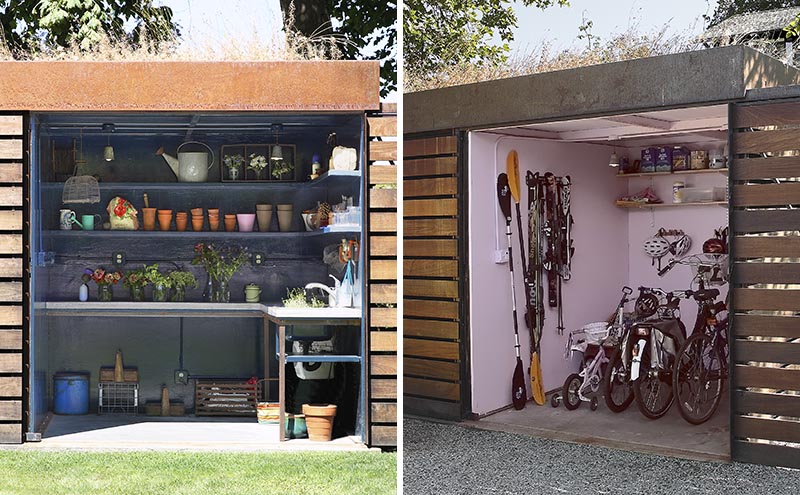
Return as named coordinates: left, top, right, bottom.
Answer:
left=403, top=133, right=469, bottom=420
left=731, top=100, right=800, bottom=468
left=0, top=114, right=27, bottom=444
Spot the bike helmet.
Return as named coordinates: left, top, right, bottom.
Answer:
left=703, top=238, right=726, bottom=254
left=643, top=235, right=671, bottom=259
left=670, top=234, right=692, bottom=257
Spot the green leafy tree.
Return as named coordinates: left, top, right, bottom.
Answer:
left=281, top=0, right=397, bottom=96
left=707, top=0, right=800, bottom=26
left=0, top=0, right=178, bottom=56
left=404, top=0, right=568, bottom=86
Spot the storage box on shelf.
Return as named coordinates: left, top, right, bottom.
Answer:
left=195, top=379, right=263, bottom=417
left=98, top=382, right=139, bottom=415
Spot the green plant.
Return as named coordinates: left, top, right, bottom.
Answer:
left=248, top=154, right=268, bottom=175
left=191, top=243, right=249, bottom=282
left=282, top=288, right=326, bottom=308
left=122, top=267, right=148, bottom=289
left=271, top=158, right=294, bottom=179
left=168, top=270, right=198, bottom=290
left=223, top=154, right=245, bottom=171
left=143, top=264, right=171, bottom=288
left=82, top=267, right=122, bottom=286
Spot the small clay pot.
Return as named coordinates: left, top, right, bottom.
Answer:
left=142, top=207, right=157, bottom=231
left=190, top=208, right=203, bottom=216
left=302, top=404, right=337, bottom=442
left=175, top=212, right=188, bottom=232
left=256, top=210, right=273, bottom=232
left=208, top=208, right=219, bottom=217
left=191, top=216, right=204, bottom=232
left=224, top=216, right=237, bottom=232
left=237, top=213, right=256, bottom=232
left=157, top=210, right=173, bottom=231
left=277, top=206, right=293, bottom=232
left=209, top=217, right=220, bottom=231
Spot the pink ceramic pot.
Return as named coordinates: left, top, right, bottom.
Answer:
left=236, top=213, right=256, bottom=232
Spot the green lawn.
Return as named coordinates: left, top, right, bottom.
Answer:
left=0, top=450, right=396, bottom=495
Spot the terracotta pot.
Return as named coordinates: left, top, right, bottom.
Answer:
left=209, top=217, right=220, bottom=231
left=224, top=216, right=237, bottom=232
left=276, top=203, right=293, bottom=211
left=190, top=208, right=203, bottom=216
left=175, top=213, right=188, bottom=232
left=157, top=210, right=173, bottom=231
left=302, top=404, right=337, bottom=442
left=277, top=206, right=293, bottom=232
left=142, top=207, right=157, bottom=231
left=207, top=208, right=219, bottom=217
left=237, top=213, right=256, bottom=232
left=191, top=216, right=204, bottom=232
left=256, top=210, right=273, bottom=232
left=256, top=203, right=272, bottom=211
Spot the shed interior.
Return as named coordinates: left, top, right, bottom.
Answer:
left=467, top=104, right=731, bottom=460
left=29, top=112, right=367, bottom=447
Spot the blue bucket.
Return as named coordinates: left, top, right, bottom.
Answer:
left=53, top=372, right=90, bottom=415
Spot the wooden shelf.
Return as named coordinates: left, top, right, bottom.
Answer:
left=617, top=168, right=728, bottom=178
left=44, top=229, right=360, bottom=238
left=615, top=201, right=727, bottom=209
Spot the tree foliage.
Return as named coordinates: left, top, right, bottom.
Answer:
left=404, top=0, right=568, bottom=86
left=707, top=0, right=800, bottom=26
left=0, top=0, right=177, bottom=56
left=281, top=0, right=397, bottom=97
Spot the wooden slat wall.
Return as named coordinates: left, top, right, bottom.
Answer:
left=365, top=104, right=397, bottom=448
left=0, top=114, right=24, bottom=444
left=730, top=100, right=800, bottom=469
left=403, top=134, right=464, bottom=420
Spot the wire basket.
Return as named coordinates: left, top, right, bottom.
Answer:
left=98, top=382, right=138, bottom=415
left=685, top=253, right=729, bottom=286
left=62, top=175, right=101, bottom=204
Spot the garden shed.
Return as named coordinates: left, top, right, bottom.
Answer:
left=404, top=45, right=800, bottom=467
left=0, top=60, right=397, bottom=450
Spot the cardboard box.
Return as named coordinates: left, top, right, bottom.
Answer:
left=640, top=147, right=657, bottom=173
left=655, top=146, right=673, bottom=172
left=671, top=147, right=691, bottom=171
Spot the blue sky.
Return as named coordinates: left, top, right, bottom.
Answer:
left=164, top=0, right=284, bottom=47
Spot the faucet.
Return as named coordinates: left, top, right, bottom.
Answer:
left=304, top=280, right=337, bottom=307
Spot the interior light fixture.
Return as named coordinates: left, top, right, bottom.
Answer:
left=608, top=138, right=620, bottom=167
left=102, top=123, right=115, bottom=161
left=270, top=124, right=284, bottom=163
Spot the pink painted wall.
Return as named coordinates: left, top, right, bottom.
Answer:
left=468, top=133, right=629, bottom=415
left=467, top=134, right=729, bottom=415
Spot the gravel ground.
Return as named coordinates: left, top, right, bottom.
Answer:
left=403, top=419, right=800, bottom=495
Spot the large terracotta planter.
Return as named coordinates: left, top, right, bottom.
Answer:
left=302, top=403, right=337, bottom=441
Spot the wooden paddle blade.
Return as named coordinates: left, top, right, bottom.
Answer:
left=507, top=150, right=520, bottom=203
left=512, top=357, right=527, bottom=410
left=530, top=352, right=546, bottom=405
left=497, top=173, right=512, bottom=222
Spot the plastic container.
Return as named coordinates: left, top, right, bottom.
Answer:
left=53, top=372, right=90, bottom=415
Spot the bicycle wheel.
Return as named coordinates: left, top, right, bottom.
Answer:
left=633, top=345, right=674, bottom=419
left=562, top=373, right=582, bottom=410
left=603, top=347, right=634, bottom=412
left=673, top=332, right=725, bottom=425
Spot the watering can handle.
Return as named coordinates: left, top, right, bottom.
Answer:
left=177, top=141, right=215, bottom=170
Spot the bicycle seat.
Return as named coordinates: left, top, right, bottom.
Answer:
left=693, top=289, right=720, bottom=301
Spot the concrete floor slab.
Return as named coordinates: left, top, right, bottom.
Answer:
left=6, top=415, right=370, bottom=453
left=463, top=394, right=729, bottom=462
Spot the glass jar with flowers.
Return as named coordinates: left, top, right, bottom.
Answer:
left=87, top=268, right=123, bottom=301
left=191, top=243, right=249, bottom=303
left=168, top=270, right=198, bottom=302
left=123, top=267, right=148, bottom=302
left=144, top=264, right=172, bottom=302
left=223, top=153, right=245, bottom=181
left=270, top=157, right=294, bottom=181
left=248, top=153, right=268, bottom=181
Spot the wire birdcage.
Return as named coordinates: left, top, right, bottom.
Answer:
left=62, top=175, right=101, bottom=204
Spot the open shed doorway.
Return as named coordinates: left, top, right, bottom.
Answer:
left=464, top=104, right=731, bottom=461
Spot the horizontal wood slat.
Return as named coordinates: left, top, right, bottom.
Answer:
left=405, top=396, right=461, bottom=420
left=734, top=288, right=800, bottom=311
left=369, top=165, right=398, bottom=185
left=380, top=102, right=397, bottom=114
left=404, top=198, right=457, bottom=217
left=0, top=306, right=22, bottom=326
left=732, top=156, right=800, bottom=181
left=405, top=338, right=460, bottom=360
left=0, top=282, right=21, bottom=302
left=0, top=187, right=22, bottom=207
left=0, top=424, right=21, bottom=444
left=0, top=235, right=22, bottom=254
left=735, top=129, right=800, bottom=154
left=368, top=117, right=397, bottom=137
left=404, top=239, right=457, bottom=258
left=0, top=377, right=21, bottom=396
left=405, top=299, right=459, bottom=320
left=404, top=279, right=459, bottom=299
left=370, top=355, right=396, bottom=375
left=369, top=141, right=397, bottom=162
left=404, top=157, right=457, bottom=178
left=0, top=401, right=21, bottom=421
left=735, top=340, right=800, bottom=364
left=732, top=209, right=800, bottom=234
left=404, top=136, right=456, bottom=158
left=405, top=377, right=459, bottom=401
left=0, top=164, right=22, bottom=183
left=0, top=211, right=22, bottom=231
left=370, top=260, right=397, bottom=280
left=370, top=403, right=397, bottom=423
left=733, top=235, right=800, bottom=258
left=734, top=390, right=800, bottom=417
left=370, top=331, right=397, bottom=352
left=732, top=183, right=800, bottom=207
left=0, top=140, right=22, bottom=160
left=0, top=329, right=21, bottom=350
left=370, top=425, right=397, bottom=446
left=0, top=353, right=22, bottom=373
left=736, top=101, right=800, bottom=128
left=369, top=189, right=397, bottom=209
left=370, top=307, right=397, bottom=328
left=734, top=364, right=800, bottom=390
left=734, top=416, right=800, bottom=444
left=404, top=177, right=457, bottom=198
left=403, top=318, right=459, bottom=340
left=732, top=440, right=800, bottom=469
left=370, top=284, right=397, bottom=305
left=404, top=218, right=458, bottom=237
left=370, top=379, right=396, bottom=399
left=405, top=357, right=459, bottom=381
left=0, top=116, right=22, bottom=135
left=733, top=314, right=800, bottom=338
left=370, top=212, right=397, bottom=233
left=734, top=262, right=800, bottom=284
left=0, top=259, right=22, bottom=278
left=404, top=259, right=458, bottom=278
left=369, top=236, right=397, bottom=257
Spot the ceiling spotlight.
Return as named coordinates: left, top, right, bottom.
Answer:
left=609, top=151, right=620, bottom=167
left=102, top=123, right=115, bottom=162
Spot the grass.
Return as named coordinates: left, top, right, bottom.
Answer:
left=0, top=450, right=396, bottom=495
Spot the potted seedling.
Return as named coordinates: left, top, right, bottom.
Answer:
left=144, top=264, right=172, bottom=302
left=168, top=270, right=198, bottom=302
